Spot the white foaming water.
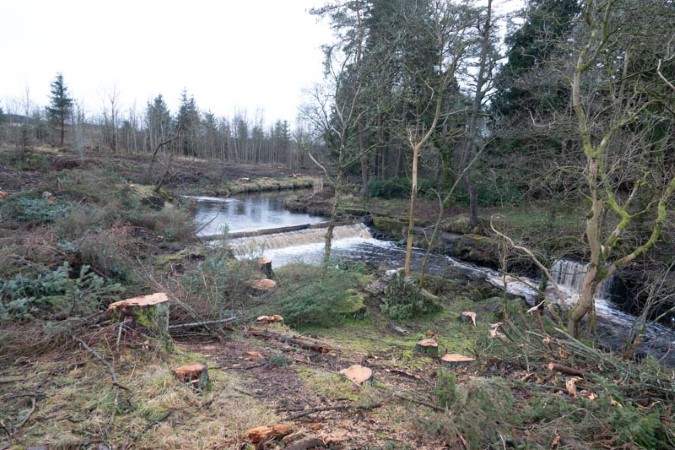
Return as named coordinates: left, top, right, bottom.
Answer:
left=227, top=223, right=392, bottom=266
left=183, top=195, right=238, bottom=203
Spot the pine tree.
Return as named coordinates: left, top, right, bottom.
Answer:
left=145, top=94, right=172, bottom=151
left=46, top=73, right=74, bottom=146
left=175, top=90, right=200, bottom=156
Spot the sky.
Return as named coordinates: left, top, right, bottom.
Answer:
left=0, top=0, right=521, bottom=124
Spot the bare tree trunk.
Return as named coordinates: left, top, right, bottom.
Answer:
left=404, top=145, right=420, bottom=276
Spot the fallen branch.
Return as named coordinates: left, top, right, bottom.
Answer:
left=284, top=401, right=384, bottom=421
left=73, top=336, right=130, bottom=390
left=546, top=362, right=585, bottom=377
left=168, top=317, right=237, bottom=330
left=247, top=329, right=333, bottom=354
left=393, top=392, right=446, bottom=412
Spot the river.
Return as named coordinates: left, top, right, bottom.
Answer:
left=189, top=190, right=675, bottom=365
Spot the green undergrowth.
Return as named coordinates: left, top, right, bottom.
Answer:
left=262, top=263, right=370, bottom=328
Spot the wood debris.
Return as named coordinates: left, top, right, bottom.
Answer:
left=256, top=314, right=284, bottom=324
left=245, top=423, right=293, bottom=444
left=460, top=311, right=477, bottom=326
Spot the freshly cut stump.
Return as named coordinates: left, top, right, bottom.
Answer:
left=258, top=257, right=274, bottom=279
left=256, top=314, right=284, bottom=325
left=173, top=363, right=209, bottom=390
left=415, top=338, right=439, bottom=357
left=460, top=311, right=477, bottom=326
left=108, top=293, right=171, bottom=348
left=340, top=364, right=373, bottom=385
left=246, top=423, right=294, bottom=444
left=250, top=278, right=277, bottom=292
left=441, top=353, right=475, bottom=366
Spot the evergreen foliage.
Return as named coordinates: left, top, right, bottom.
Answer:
left=46, top=73, right=73, bottom=146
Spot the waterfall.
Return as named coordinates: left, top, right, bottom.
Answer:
left=550, top=259, right=614, bottom=299
left=228, top=223, right=373, bottom=257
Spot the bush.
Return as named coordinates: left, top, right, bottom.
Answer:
left=77, top=228, right=137, bottom=282
left=380, top=273, right=440, bottom=320
left=128, top=205, right=195, bottom=242
left=0, top=262, right=123, bottom=321
left=0, top=195, right=70, bottom=224
left=271, top=265, right=366, bottom=328
left=367, top=177, right=435, bottom=199
left=434, top=368, right=457, bottom=409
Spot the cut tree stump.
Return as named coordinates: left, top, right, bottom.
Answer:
left=415, top=338, right=439, bottom=357
left=460, top=311, right=477, bottom=326
left=250, top=278, right=277, bottom=292
left=256, top=315, right=284, bottom=325
left=258, top=257, right=274, bottom=279
left=246, top=423, right=294, bottom=444
left=173, top=363, right=209, bottom=390
left=340, top=364, right=373, bottom=385
left=441, top=353, right=475, bottom=366
left=108, top=293, right=171, bottom=349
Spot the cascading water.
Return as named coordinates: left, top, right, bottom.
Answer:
left=228, top=223, right=375, bottom=258
left=550, top=259, right=614, bottom=300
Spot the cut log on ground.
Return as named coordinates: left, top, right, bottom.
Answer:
left=546, top=362, right=585, bottom=377
left=415, top=338, right=439, bottom=357
left=248, top=329, right=332, bottom=353
left=173, top=363, right=209, bottom=390
left=340, top=364, right=373, bottom=385
left=258, top=257, right=274, bottom=279
left=246, top=423, right=294, bottom=444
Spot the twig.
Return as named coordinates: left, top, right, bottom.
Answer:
left=72, top=336, right=129, bottom=390
left=393, top=392, right=446, bottom=412
left=168, top=317, right=237, bottom=330
left=284, top=401, right=384, bottom=421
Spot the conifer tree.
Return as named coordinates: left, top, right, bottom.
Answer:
left=46, top=73, right=73, bottom=146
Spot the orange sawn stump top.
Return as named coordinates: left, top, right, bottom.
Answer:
left=173, top=363, right=208, bottom=382
left=107, top=292, right=169, bottom=312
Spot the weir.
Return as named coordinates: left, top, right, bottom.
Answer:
left=550, top=259, right=615, bottom=300
left=228, top=223, right=373, bottom=256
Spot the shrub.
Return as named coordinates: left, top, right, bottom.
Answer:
left=380, top=273, right=440, bottom=320
left=128, top=205, right=195, bottom=242
left=367, top=177, right=435, bottom=199
left=77, top=228, right=137, bottom=282
left=0, top=195, right=70, bottom=224
left=0, top=262, right=123, bottom=321
left=271, top=265, right=366, bottom=328
left=434, top=368, right=457, bottom=409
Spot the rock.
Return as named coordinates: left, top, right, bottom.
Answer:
left=245, top=423, right=294, bottom=444
left=285, top=436, right=324, bottom=450
left=340, top=364, right=373, bottom=385
left=173, top=363, right=209, bottom=390
left=371, top=216, right=407, bottom=238
left=250, top=278, right=277, bottom=292
left=415, top=338, right=439, bottom=357
left=256, top=315, right=284, bottom=324
left=460, top=311, right=477, bottom=326
left=258, top=257, right=274, bottom=279
left=441, top=353, right=475, bottom=365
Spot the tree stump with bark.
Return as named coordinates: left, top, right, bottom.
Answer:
left=258, top=257, right=274, bottom=279
left=108, top=292, right=172, bottom=350
left=415, top=338, right=439, bottom=357
left=173, top=363, right=209, bottom=390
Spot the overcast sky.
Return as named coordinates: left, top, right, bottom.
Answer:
left=0, top=0, right=521, bottom=124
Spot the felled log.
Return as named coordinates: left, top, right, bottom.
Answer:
left=248, top=329, right=332, bottom=353
left=246, top=423, right=294, bottom=444
left=415, top=338, right=439, bottom=357
left=258, top=257, right=274, bottom=279
left=108, top=293, right=171, bottom=348
left=460, top=311, right=477, bottom=326
left=173, top=363, right=209, bottom=390
left=546, top=362, right=585, bottom=377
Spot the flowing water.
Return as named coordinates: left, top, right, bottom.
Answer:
left=191, top=191, right=675, bottom=363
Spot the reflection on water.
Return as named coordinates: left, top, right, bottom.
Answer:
left=188, top=191, right=324, bottom=237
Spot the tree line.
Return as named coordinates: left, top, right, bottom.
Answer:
left=0, top=78, right=311, bottom=169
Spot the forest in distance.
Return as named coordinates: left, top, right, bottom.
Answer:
left=1, top=0, right=674, bottom=449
